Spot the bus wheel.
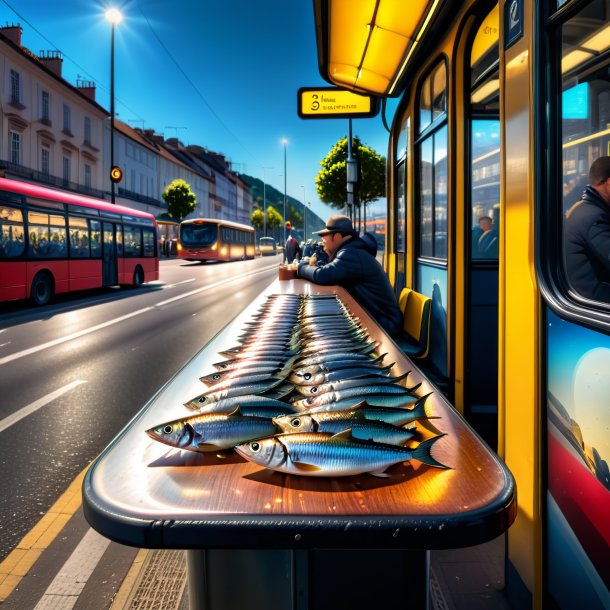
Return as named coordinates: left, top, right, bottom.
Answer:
left=133, top=266, right=144, bottom=287
left=31, top=272, right=53, bottom=306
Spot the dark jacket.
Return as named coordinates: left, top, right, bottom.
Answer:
left=297, top=236, right=402, bottom=335
left=564, top=186, right=610, bottom=300
left=284, top=236, right=301, bottom=264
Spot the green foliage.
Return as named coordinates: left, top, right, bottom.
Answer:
left=162, top=179, right=197, bottom=220
left=251, top=208, right=264, bottom=229
left=266, top=205, right=283, bottom=229
left=315, top=136, right=386, bottom=210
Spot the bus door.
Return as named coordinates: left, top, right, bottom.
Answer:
left=464, top=6, right=500, bottom=448
left=102, top=222, right=118, bottom=286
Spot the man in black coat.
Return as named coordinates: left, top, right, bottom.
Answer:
left=297, top=214, right=402, bottom=335
left=564, top=156, right=610, bottom=300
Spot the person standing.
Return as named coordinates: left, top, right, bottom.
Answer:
left=297, top=214, right=402, bottom=336
left=564, top=156, right=610, bottom=300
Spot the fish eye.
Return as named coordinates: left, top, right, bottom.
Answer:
left=310, top=387, right=318, bottom=394
left=250, top=442, right=261, bottom=452
left=198, top=397, right=206, bottom=403
left=212, top=374, right=221, bottom=380
left=290, top=418, right=301, bottom=428
left=163, top=425, right=173, bottom=434
left=304, top=373, right=311, bottom=380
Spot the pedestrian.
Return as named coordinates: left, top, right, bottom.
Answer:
left=564, top=156, right=610, bottom=300
left=284, top=234, right=302, bottom=264
left=297, top=214, right=402, bottom=335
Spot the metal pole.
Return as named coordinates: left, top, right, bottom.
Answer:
left=283, top=142, right=287, bottom=244
left=263, top=175, right=267, bottom=238
left=110, top=23, right=115, bottom=204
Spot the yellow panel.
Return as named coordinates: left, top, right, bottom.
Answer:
left=329, top=63, right=360, bottom=88
left=354, top=67, right=391, bottom=93
left=376, top=0, right=427, bottom=37
left=471, top=4, right=499, bottom=67
left=329, top=0, right=373, bottom=70
left=361, top=26, right=408, bottom=80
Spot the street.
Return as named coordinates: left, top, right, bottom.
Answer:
left=0, top=256, right=279, bottom=562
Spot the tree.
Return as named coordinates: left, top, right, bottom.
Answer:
left=315, top=136, right=386, bottom=210
left=266, top=205, right=283, bottom=231
left=251, top=208, right=264, bottom=230
left=162, top=179, right=196, bottom=220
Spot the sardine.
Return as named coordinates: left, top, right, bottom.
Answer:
left=213, top=356, right=292, bottom=371
left=295, top=371, right=413, bottom=396
left=146, top=409, right=278, bottom=452
left=290, top=364, right=395, bottom=386
left=185, top=378, right=286, bottom=409
left=295, top=352, right=386, bottom=368
left=184, top=394, right=304, bottom=414
left=272, top=412, right=416, bottom=445
left=294, top=388, right=422, bottom=411
left=234, top=431, right=448, bottom=476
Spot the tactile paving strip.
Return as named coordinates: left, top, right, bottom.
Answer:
left=122, top=550, right=186, bottom=610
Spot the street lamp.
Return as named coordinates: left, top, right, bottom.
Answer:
left=261, top=166, right=273, bottom=238
left=106, top=7, right=122, bottom=204
left=281, top=138, right=288, bottom=244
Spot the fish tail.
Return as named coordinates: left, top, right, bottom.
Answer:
left=412, top=435, right=449, bottom=469
left=409, top=394, right=431, bottom=420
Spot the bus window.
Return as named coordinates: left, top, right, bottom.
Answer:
left=143, top=229, right=156, bottom=257
left=69, top=216, right=90, bottom=258
left=90, top=219, right=102, bottom=258
left=28, top=211, right=67, bottom=258
left=560, top=0, right=610, bottom=301
left=181, top=223, right=217, bottom=246
left=124, top=225, right=143, bottom=257
left=0, top=206, right=25, bottom=258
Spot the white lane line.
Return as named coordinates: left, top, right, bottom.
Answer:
left=163, top=278, right=196, bottom=289
left=0, top=380, right=87, bottom=433
left=33, top=527, right=110, bottom=610
left=0, top=264, right=277, bottom=367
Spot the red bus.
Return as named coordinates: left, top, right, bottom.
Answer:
left=177, top=218, right=255, bottom=262
left=0, top=178, right=159, bottom=306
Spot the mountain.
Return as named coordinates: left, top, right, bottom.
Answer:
left=238, top=174, right=325, bottom=238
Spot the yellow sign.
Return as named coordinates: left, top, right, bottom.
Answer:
left=298, top=87, right=379, bottom=119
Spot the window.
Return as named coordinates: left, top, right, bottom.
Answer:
left=0, top=206, right=25, bottom=258
left=28, top=211, right=67, bottom=258
left=90, top=219, right=102, bottom=257
left=63, top=104, right=71, bottom=133
left=63, top=155, right=71, bottom=184
left=9, top=69, right=20, bottom=104
left=143, top=228, right=156, bottom=257
left=559, top=0, right=610, bottom=301
left=123, top=225, right=142, bottom=256
left=9, top=131, right=21, bottom=165
left=416, top=61, right=448, bottom=260
left=69, top=216, right=90, bottom=258
left=41, top=146, right=50, bottom=176
left=84, top=116, right=91, bottom=144
left=470, top=5, right=500, bottom=261
left=41, top=90, right=50, bottom=122
left=84, top=164, right=92, bottom=188
left=395, top=116, right=409, bottom=253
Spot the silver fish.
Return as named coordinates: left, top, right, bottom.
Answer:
left=272, top=412, right=416, bottom=446
left=200, top=361, right=294, bottom=385
left=185, top=378, right=286, bottom=409
left=290, top=364, right=395, bottom=386
left=213, top=356, right=292, bottom=371
left=146, top=409, right=278, bottom=452
left=295, top=371, right=413, bottom=396
left=294, top=388, right=422, bottom=411
left=184, top=394, right=304, bottom=414
left=234, top=431, right=448, bottom=477
left=295, top=352, right=385, bottom=368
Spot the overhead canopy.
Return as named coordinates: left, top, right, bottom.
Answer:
left=313, top=0, right=444, bottom=97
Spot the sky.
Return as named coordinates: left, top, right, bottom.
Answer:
left=2, top=0, right=399, bottom=221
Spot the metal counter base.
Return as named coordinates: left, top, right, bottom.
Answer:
left=83, top=279, right=516, bottom=610
left=186, top=548, right=429, bottom=610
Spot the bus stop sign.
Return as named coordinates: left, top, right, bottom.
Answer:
left=298, top=87, right=379, bottom=119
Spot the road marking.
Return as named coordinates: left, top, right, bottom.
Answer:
left=33, top=527, right=110, bottom=610
left=0, top=466, right=88, bottom=602
left=163, top=278, right=196, bottom=289
left=0, top=264, right=277, bottom=367
left=0, top=380, right=87, bottom=433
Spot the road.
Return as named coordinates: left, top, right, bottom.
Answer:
left=0, top=256, right=279, bottom=562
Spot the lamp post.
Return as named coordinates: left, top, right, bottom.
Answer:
left=261, top=166, right=273, bottom=238
left=300, top=186, right=306, bottom=239
left=106, top=8, right=122, bottom=204
left=281, top=138, right=288, bottom=244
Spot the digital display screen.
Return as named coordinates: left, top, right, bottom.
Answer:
left=562, top=83, right=588, bottom=120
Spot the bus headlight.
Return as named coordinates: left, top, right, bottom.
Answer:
left=221, top=247, right=228, bottom=257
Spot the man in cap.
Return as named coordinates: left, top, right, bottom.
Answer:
left=297, top=214, right=402, bottom=335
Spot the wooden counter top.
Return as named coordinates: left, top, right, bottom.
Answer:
left=83, top=279, right=516, bottom=550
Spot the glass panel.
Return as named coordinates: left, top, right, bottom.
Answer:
left=0, top=221, right=25, bottom=258
left=90, top=220, right=102, bottom=257
left=396, top=161, right=406, bottom=253
left=182, top=223, right=218, bottom=246
left=124, top=225, right=142, bottom=257
left=432, top=63, right=447, bottom=120
left=419, top=80, right=432, bottom=133
left=0, top=206, right=23, bottom=222
left=419, top=137, right=434, bottom=257
left=143, top=229, right=155, bottom=257
left=396, top=115, right=408, bottom=161
left=561, top=0, right=610, bottom=300
left=471, top=120, right=501, bottom=259
left=434, top=126, right=448, bottom=259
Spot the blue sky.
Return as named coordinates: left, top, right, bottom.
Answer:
left=3, top=0, right=399, bottom=220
